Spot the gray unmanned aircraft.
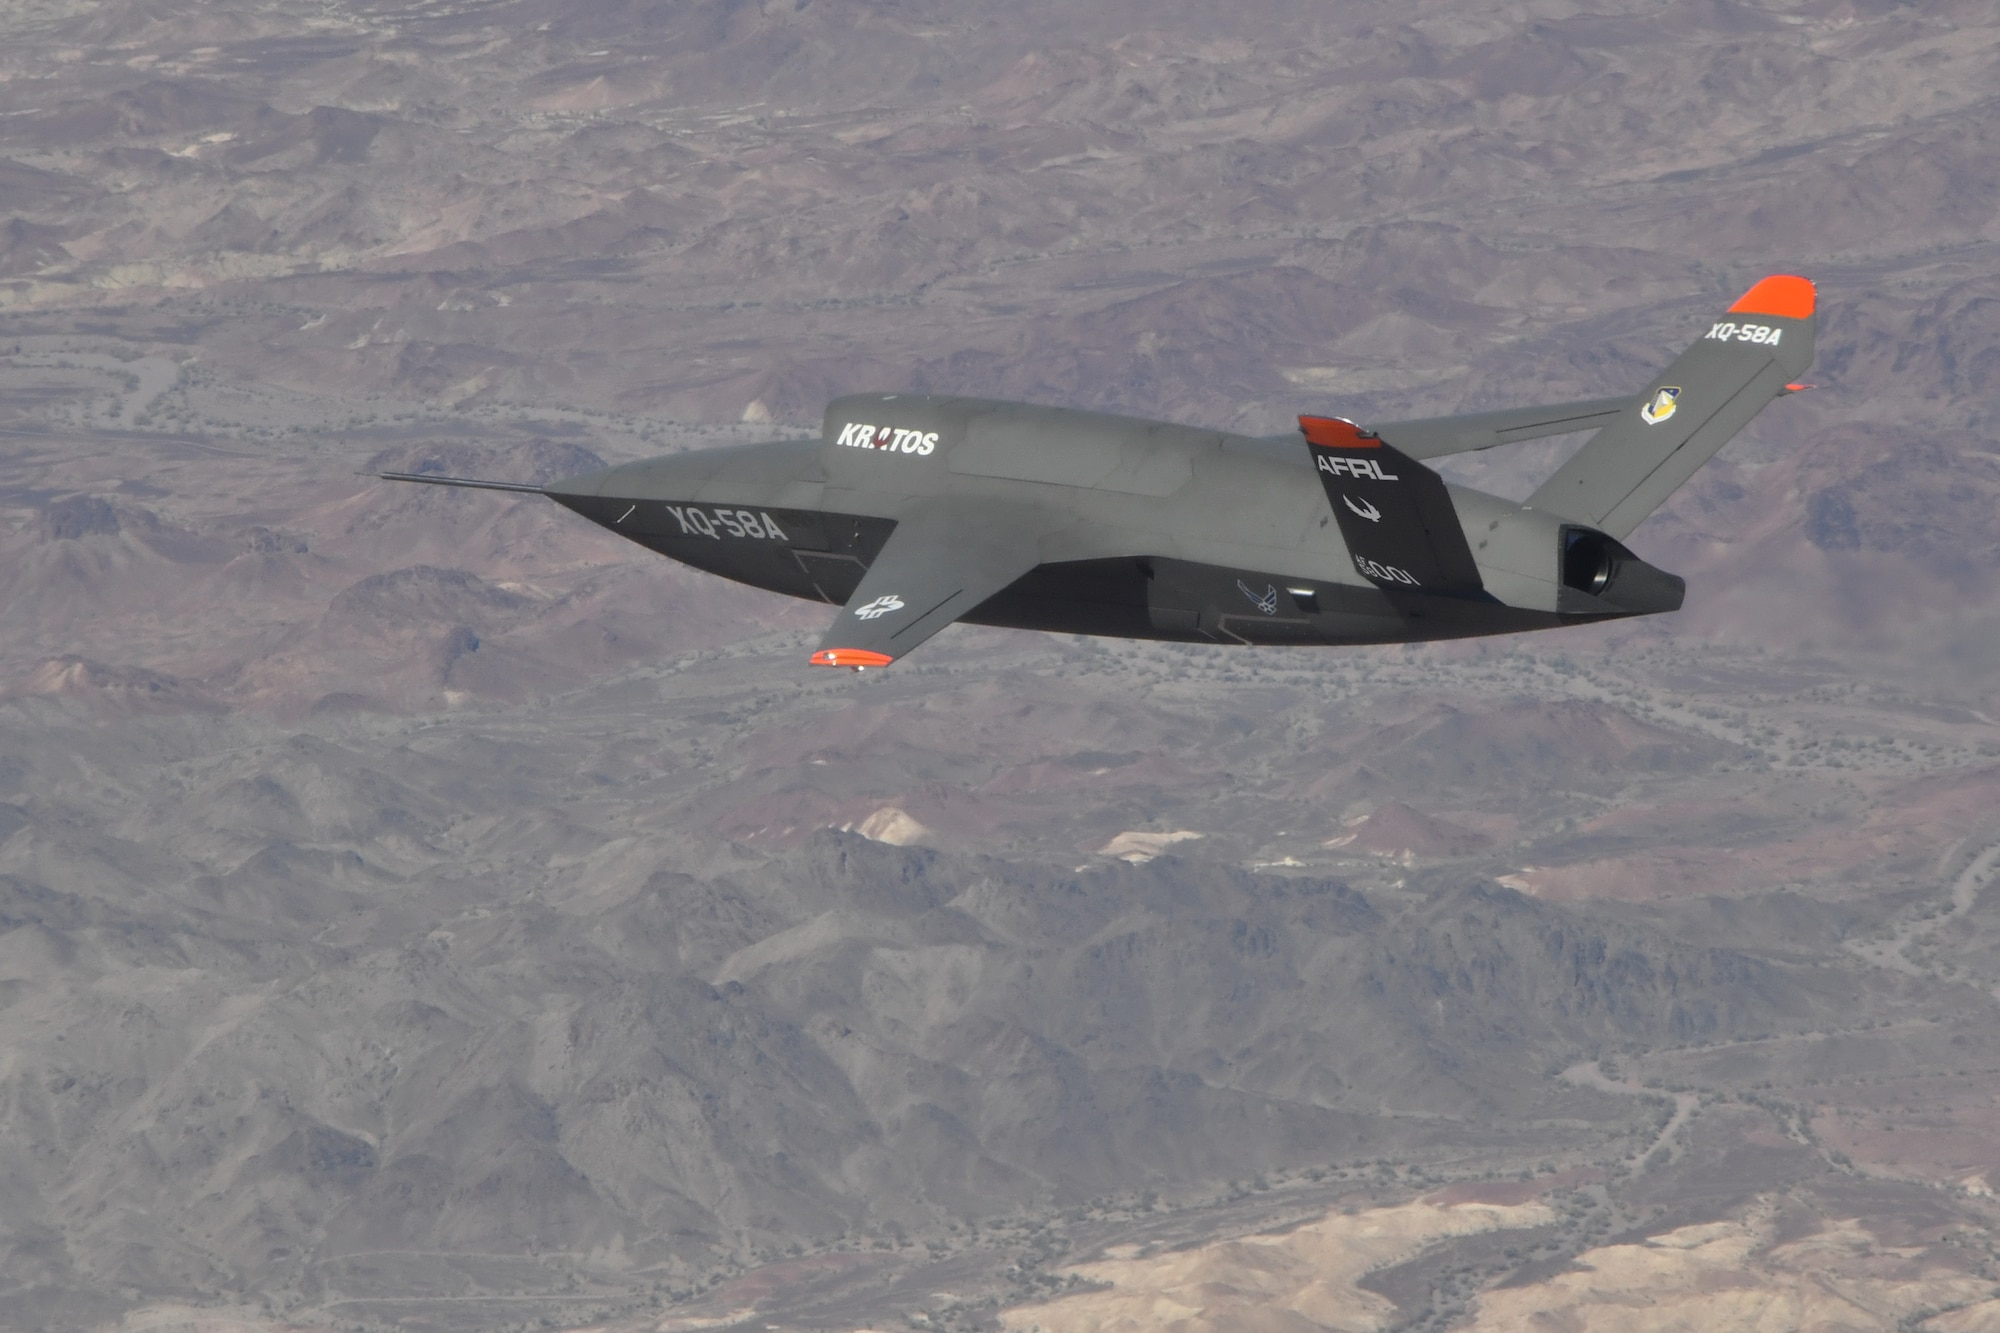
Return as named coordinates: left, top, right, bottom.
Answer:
left=385, top=274, right=1816, bottom=669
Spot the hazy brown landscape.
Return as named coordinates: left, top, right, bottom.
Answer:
left=2, top=0, right=1999, bottom=1330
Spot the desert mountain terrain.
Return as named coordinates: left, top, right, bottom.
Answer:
left=1, top=0, right=1999, bottom=1330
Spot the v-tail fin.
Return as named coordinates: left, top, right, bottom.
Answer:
left=1527, top=274, right=1816, bottom=538
left=1301, top=415, right=1486, bottom=597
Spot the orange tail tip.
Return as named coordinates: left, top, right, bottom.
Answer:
left=810, top=648, right=894, bottom=669
left=1729, top=274, right=1815, bottom=320
left=1299, top=415, right=1380, bottom=448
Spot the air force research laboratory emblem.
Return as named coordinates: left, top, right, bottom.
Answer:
left=1639, top=385, right=1681, bottom=425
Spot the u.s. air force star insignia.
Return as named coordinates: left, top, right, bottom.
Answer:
left=854, top=594, right=904, bottom=620
left=1639, top=385, right=1681, bottom=425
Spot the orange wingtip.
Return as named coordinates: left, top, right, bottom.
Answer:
left=1299, top=415, right=1380, bottom=448
left=1729, top=274, right=1815, bottom=321
left=810, top=648, right=894, bottom=669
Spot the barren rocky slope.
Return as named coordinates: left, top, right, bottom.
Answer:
left=1, top=0, right=1999, bottom=1330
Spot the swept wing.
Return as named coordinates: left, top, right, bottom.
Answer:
left=807, top=501, right=1048, bottom=668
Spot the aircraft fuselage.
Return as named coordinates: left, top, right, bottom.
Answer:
left=391, top=275, right=1815, bottom=668
left=546, top=396, right=1670, bottom=651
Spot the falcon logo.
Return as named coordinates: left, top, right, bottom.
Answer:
left=1237, top=580, right=1280, bottom=615
left=1343, top=494, right=1382, bottom=523
left=1639, top=386, right=1681, bottom=425
left=853, top=594, right=905, bottom=620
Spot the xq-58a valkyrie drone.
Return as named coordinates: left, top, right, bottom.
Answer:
left=386, top=275, right=1815, bottom=669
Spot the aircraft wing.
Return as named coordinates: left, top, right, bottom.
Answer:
left=1366, top=395, right=1638, bottom=460
left=808, top=502, right=1047, bottom=668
